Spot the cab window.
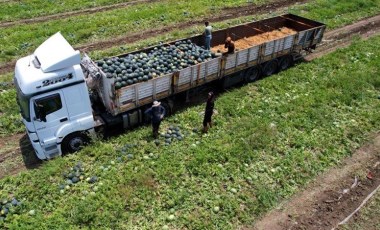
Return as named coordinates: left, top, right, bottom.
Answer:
left=34, top=94, right=62, bottom=116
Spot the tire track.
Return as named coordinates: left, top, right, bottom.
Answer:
left=306, top=14, right=380, bottom=61
left=254, top=135, right=380, bottom=230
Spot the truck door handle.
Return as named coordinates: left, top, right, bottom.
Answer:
left=60, top=117, right=68, bottom=122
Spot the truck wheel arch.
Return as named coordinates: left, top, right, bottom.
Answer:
left=61, top=131, right=90, bottom=154
left=262, top=59, right=279, bottom=77
left=278, top=55, right=293, bottom=71
left=244, top=66, right=261, bottom=83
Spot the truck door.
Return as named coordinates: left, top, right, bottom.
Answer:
left=31, top=91, right=68, bottom=155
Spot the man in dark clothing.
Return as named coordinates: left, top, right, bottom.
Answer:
left=145, top=101, right=166, bottom=138
left=203, top=92, right=215, bottom=133
left=224, top=37, right=235, bottom=54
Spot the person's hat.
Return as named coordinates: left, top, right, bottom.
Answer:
left=152, top=101, right=161, bottom=107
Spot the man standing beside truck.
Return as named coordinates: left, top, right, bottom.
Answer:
left=203, top=92, right=215, bottom=133
left=204, top=21, right=212, bottom=50
left=145, top=101, right=166, bottom=139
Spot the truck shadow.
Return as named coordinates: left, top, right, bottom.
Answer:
left=19, top=134, right=42, bottom=169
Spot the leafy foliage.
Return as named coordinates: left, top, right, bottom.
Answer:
left=0, top=0, right=128, bottom=22
left=0, top=89, right=23, bottom=135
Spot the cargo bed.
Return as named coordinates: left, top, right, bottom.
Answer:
left=88, top=14, right=325, bottom=116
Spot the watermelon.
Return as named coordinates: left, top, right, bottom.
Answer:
left=98, top=39, right=217, bottom=89
left=115, top=82, right=122, bottom=89
left=72, top=177, right=79, bottom=183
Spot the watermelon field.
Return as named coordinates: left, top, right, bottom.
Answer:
left=0, top=0, right=380, bottom=229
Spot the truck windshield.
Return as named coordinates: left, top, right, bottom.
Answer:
left=14, top=78, right=31, bottom=122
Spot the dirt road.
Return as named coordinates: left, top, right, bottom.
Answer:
left=253, top=134, right=380, bottom=230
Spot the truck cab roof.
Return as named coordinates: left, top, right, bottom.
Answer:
left=14, top=32, right=84, bottom=96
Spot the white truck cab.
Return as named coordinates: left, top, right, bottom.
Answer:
left=14, top=32, right=95, bottom=159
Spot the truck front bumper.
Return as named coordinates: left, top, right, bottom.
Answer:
left=27, top=134, right=61, bottom=160
left=29, top=139, right=47, bottom=160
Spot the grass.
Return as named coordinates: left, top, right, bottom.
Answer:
left=0, top=32, right=379, bottom=229
left=0, top=0, right=130, bottom=22
left=291, top=0, right=380, bottom=29
left=0, top=87, right=23, bottom=135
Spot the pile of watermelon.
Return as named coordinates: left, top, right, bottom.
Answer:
left=96, top=40, right=216, bottom=89
left=61, top=162, right=85, bottom=186
left=118, top=143, right=136, bottom=160
left=0, top=198, right=22, bottom=221
left=59, top=162, right=98, bottom=193
left=157, top=125, right=185, bottom=145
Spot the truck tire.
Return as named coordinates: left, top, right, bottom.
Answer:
left=262, top=60, right=278, bottom=77
left=278, top=55, right=293, bottom=71
left=61, top=132, right=89, bottom=154
left=244, top=67, right=261, bottom=83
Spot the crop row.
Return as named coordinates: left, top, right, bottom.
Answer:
left=0, top=0, right=132, bottom=22
left=0, top=34, right=379, bottom=228
left=1, top=0, right=380, bottom=67
left=0, top=0, right=249, bottom=64
left=0, top=0, right=268, bottom=22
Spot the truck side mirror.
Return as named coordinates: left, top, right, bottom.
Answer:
left=34, top=101, right=47, bottom=122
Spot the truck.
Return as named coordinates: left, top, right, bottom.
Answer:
left=14, top=14, right=325, bottom=160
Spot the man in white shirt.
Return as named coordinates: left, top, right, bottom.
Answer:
left=204, top=21, right=212, bottom=50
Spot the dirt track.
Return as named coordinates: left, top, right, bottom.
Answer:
left=0, top=0, right=308, bottom=75
left=253, top=134, right=380, bottom=230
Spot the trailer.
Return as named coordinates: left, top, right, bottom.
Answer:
left=14, top=14, right=325, bottom=159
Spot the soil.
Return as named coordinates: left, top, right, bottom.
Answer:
left=0, top=133, right=41, bottom=179
left=211, top=27, right=296, bottom=53
left=0, top=0, right=309, bottom=75
left=306, top=14, right=380, bottom=61
left=253, top=134, right=380, bottom=230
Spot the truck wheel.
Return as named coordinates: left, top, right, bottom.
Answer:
left=262, top=60, right=278, bottom=77
left=245, top=67, right=261, bottom=83
left=61, top=132, right=89, bottom=154
left=278, top=55, right=293, bottom=71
